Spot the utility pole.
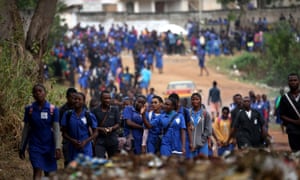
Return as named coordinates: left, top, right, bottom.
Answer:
left=198, top=0, right=202, bottom=22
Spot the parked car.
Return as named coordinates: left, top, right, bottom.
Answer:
left=164, top=80, right=201, bottom=107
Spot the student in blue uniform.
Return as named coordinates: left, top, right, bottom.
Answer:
left=142, top=97, right=186, bottom=157
left=61, top=92, right=98, bottom=164
left=155, top=47, right=163, bottom=74
left=168, top=93, right=193, bottom=159
left=142, top=95, right=163, bottom=154
left=19, top=84, right=62, bottom=179
left=123, top=95, right=146, bottom=154
left=188, top=93, right=212, bottom=159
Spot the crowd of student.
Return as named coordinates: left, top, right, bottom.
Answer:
left=186, top=13, right=299, bottom=56
left=20, top=15, right=300, bottom=179
left=50, top=22, right=184, bottom=100
left=48, top=13, right=300, bottom=102
left=20, top=79, right=296, bottom=179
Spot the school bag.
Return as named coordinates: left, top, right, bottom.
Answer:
left=21, top=103, right=56, bottom=152
left=28, top=103, right=55, bottom=123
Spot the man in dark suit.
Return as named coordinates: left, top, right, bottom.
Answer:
left=279, top=73, right=300, bottom=152
left=227, top=96, right=267, bottom=149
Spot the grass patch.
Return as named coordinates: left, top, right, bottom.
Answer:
left=206, top=52, right=280, bottom=99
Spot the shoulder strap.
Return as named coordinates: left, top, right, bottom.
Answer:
left=284, top=93, right=300, bottom=118
left=85, top=111, right=92, bottom=128
left=66, top=110, right=72, bottom=129
left=100, top=107, right=111, bottom=127
left=50, top=104, right=55, bottom=116
left=29, top=105, right=33, bottom=115
left=163, top=113, right=178, bottom=135
left=85, top=111, right=93, bottom=136
left=27, top=103, right=34, bottom=125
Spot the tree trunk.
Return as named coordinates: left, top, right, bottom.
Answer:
left=238, top=1, right=249, bottom=28
left=0, top=0, right=25, bottom=64
left=25, top=0, right=58, bottom=83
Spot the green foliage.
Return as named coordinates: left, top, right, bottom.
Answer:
left=227, top=11, right=237, bottom=22
left=0, top=45, right=38, bottom=148
left=262, top=21, right=300, bottom=86
left=17, top=0, right=37, bottom=10
left=217, top=0, right=235, bottom=4
left=47, top=1, right=69, bottom=48
left=0, top=45, right=67, bottom=150
left=230, top=52, right=259, bottom=75
left=214, top=21, right=300, bottom=87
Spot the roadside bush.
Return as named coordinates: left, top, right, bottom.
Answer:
left=0, top=46, right=65, bottom=151
left=0, top=46, right=38, bottom=149
left=226, top=21, right=300, bottom=86
left=262, top=21, right=300, bottom=86
left=230, top=52, right=259, bottom=73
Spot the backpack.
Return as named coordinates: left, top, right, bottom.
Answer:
left=28, top=103, right=55, bottom=123
left=65, top=110, right=93, bottom=136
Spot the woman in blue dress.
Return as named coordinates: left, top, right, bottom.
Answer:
left=61, top=92, right=98, bottom=164
left=155, top=48, right=163, bottom=74
left=142, top=97, right=186, bottom=157
left=123, top=95, right=146, bottom=154
left=78, top=64, right=90, bottom=96
left=141, top=95, right=164, bottom=154
left=19, top=84, right=61, bottom=179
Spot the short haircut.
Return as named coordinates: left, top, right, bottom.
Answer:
left=168, top=93, right=179, bottom=101
left=191, top=92, right=201, bottom=100
left=66, top=87, right=77, bottom=97
left=32, top=84, right=46, bottom=94
left=168, top=97, right=178, bottom=110
left=288, top=73, right=299, bottom=79
left=152, top=95, right=163, bottom=103
left=100, top=90, right=110, bottom=99
left=213, top=81, right=217, bottom=86
left=222, top=106, right=230, bottom=113
left=77, top=92, right=86, bottom=102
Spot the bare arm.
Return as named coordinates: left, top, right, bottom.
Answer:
left=181, top=128, right=186, bottom=154
left=281, top=115, right=300, bottom=125
left=141, top=104, right=152, bottom=129
left=187, top=122, right=193, bottom=150
left=226, top=127, right=236, bottom=145
left=127, top=119, right=144, bottom=129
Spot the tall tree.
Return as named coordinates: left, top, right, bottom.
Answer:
left=217, top=0, right=250, bottom=28
left=0, top=0, right=58, bottom=82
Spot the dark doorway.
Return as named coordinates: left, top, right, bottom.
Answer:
left=155, top=2, right=165, bottom=13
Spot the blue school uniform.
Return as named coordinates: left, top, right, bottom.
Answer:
left=123, top=107, right=144, bottom=154
left=109, top=56, right=119, bottom=77
left=146, top=111, right=162, bottom=153
left=78, top=70, right=90, bottom=89
left=146, top=51, right=154, bottom=67
left=155, top=50, right=163, bottom=69
left=127, top=33, right=137, bottom=50
left=24, top=101, right=59, bottom=172
left=122, top=106, right=134, bottom=137
left=197, top=47, right=206, bottom=68
left=61, top=110, right=98, bottom=163
left=151, top=111, right=186, bottom=157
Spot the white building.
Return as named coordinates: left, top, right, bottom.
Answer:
left=61, top=0, right=300, bottom=13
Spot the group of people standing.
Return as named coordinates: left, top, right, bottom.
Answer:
left=19, top=73, right=300, bottom=179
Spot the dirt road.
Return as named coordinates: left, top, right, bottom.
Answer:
left=122, top=53, right=289, bottom=151
left=122, top=53, right=268, bottom=106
